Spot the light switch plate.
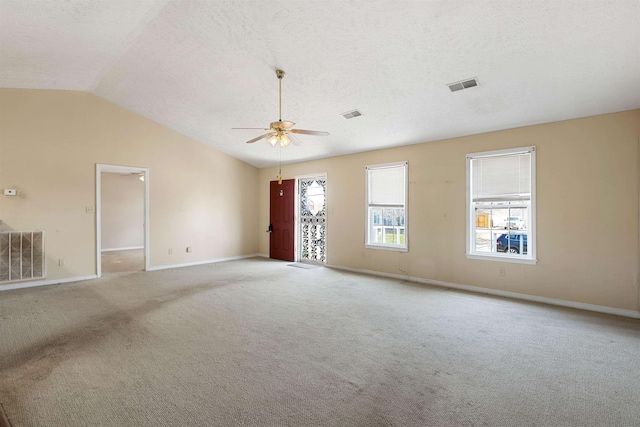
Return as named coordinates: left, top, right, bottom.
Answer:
left=4, top=189, right=16, bottom=196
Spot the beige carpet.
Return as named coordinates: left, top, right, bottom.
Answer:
left=0, top=257, right=638, bottom=426
left=0, top=403, right=10, bottom=427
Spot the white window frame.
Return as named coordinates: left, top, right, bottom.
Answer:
left=365, top=161, right=408, bottom=252
left=466, top=146, right=537, bottom=264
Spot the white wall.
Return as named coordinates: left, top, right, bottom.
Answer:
left=101, top=172, right=144, bottom=250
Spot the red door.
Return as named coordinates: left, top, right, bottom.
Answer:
left=270, top=179, right=295, bottom=261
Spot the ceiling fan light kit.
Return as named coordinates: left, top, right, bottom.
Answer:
left=269, top=133, right=290, bottom=147
left=233, top=69, right=329, bottom=147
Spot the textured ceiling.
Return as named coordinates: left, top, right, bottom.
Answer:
left=1, top=0, right=639, bottom=168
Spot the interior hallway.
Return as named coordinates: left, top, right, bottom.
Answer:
left=101, top=249, right=144, bottom=273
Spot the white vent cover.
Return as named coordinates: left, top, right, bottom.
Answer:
left=0, top=231, right=45, bottom=283
left=447, top=78, right=479, bottom=92
left=341, top=109, right=363, bottom=119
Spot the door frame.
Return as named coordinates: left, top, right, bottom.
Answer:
left=96, top=164, right=150, bottom=277
left=295, top=173, right=327, bottom=263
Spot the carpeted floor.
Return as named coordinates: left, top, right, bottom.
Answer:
left=0, top=403, right=10, bottom=427
left=101, top=249, right=144, bottom=273
left=288, top=262, right=323, bottom=270
left=0, top=257, right=638, bottom=426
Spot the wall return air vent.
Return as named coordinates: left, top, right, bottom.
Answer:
left=447, top=78, right=479, bottom=92
left=0, top=230, right=45, bottom=283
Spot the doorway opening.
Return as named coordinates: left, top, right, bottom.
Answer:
left=96, top=164, right=150, bottom=277
left=296, top=175, right=327, bottom=264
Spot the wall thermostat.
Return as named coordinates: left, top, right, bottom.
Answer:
left=3, top=189, right=16, bottom=196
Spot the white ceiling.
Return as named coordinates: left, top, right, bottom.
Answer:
left=1, top=0, right=639, bottom=168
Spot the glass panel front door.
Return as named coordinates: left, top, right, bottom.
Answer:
left=299, top=177, right=326, bottom=263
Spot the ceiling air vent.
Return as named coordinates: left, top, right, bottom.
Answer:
left=341, top=109, right=363, bottom=119
left=447, top=78, right=479, bottom=92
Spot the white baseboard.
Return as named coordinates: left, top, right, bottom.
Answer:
left=0, top=254, right=266, bottom=291
left=326, top=264, right=640, bottom=319
left=147, top=254, right=264, bottom=271
left=0, top=275, right=99, bottom=292
left=6, top=259, right=635, bottom=319
left=101, top=246, right=144, bottom=252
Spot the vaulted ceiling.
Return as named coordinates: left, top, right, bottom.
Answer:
left=1, top=1, right=639, bottom=167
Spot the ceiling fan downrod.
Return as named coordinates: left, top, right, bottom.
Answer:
left=276, top=69, right=285, bottom=123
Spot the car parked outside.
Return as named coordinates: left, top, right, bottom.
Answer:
left=495, top=216, right=525, bottom=230
left=497, top=232, right=528, bottom=254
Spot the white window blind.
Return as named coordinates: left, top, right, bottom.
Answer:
left=365, top=161, right=408, bottom=251
left=466, top=146, right=536, bottom=264
left=471, top=152, right=531, bottom=202
left=368, top=165, right=406, bottom=205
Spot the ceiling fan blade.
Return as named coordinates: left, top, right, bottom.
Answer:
left=289, top=133, right=303, bottom=146
left=290, top=129, right=330, bottom=136
left=245, top=132, right=275, bottom=144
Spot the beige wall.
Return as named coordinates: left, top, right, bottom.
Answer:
left=0, top=89, right=259, bottom=280
left=101, top=173, right=144, bottom=250
left=259, top=110, right=640, bottom=311
left=1, top=88, right=638, bottom=312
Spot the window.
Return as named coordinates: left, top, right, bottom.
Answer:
left=466, top=147, right=536, bottom=263
left=366, top=161, right=408, bottom=251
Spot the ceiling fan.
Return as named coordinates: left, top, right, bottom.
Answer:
left=233, top=69, right=329, bottom=147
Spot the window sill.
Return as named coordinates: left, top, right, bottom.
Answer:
left=466, top=253, right=537, bottom=265
left=366, top=244, right=408, bottom=252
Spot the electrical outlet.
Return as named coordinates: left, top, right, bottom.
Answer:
left=499, top=267, right=505, bottom=276
left=168, top=248, right=172, bottom=255
left=58, top=259, right=65, bottom=267
left=85, top=206, right=95, bottom=213
left=186, top=247, right=192, bottom=253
